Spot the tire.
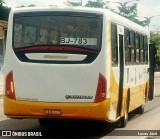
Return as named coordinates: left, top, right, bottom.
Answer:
left=39, top=118, right=64, bottom=127
left=117, top=98, right=129, bottom=128
left=120, top=104, right=128, bottom=127
left=39, top=119, right=52, bottom=127
left=135, top=105, right=145, bottom=114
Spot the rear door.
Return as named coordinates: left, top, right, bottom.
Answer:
left=117, top=25, right=125, bottom=117
left=148, top=43, right=156, bottom=100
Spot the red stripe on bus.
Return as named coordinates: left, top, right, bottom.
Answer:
left=15, top=46, right=98, bottom=54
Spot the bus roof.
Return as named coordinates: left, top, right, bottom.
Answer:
left=11, top=6, right=149, bottom=35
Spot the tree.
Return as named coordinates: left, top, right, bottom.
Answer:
left=67, top=0, right=105, bottom=8
left=67, top=1, right=81, bottom=6
left=150, top=32, right=160, bottom=66
left=68, top=0, right=115, bottom=11
left=85, top=0, right=105, bottom=8
left=66, top=0, right=147, bottom=27
left=17, top=5, right=25, bottom=8
left=17, top=4, right=36, bottom=8
left=117, top=3, right=137, bottom=18
left=28, top=4, right=36, bottom=7
left=137, top=16, right=157, bottom=27
left=0, top=0, right=10, bottom=21
left=116, top=3, right=150, bottom=27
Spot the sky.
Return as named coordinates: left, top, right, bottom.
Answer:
left=4, top=0, right=160, bottom=31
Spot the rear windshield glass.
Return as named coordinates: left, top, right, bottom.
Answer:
left=13, top=13, right=102, bottom=51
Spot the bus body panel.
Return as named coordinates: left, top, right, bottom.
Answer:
left=4, top=96, right=110, bottom=120
left=12, top=62, right=100, bottom=102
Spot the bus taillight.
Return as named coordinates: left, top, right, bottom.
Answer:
left=95, top=73, right=107, bottom=103
left=5, top=71, right=16, bottom=100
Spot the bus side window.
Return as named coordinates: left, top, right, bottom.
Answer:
left=111, top=23, right=118, bottom=66
left=135, top=33, right=140, bottom=64
left=144, top=36, right=148, bottom=64
left=130, top=30, right=135, bottom=64
left=140, top=35, right=144, bottom=64
left=125, top=28, right=131, bottom=65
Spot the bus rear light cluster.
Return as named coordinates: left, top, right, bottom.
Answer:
left=94, top=73, right=107, bottom=103
left=5, top=71, right=16, bottom=100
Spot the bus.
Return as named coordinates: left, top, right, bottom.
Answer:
left=3, top=6, right=152, bottom=127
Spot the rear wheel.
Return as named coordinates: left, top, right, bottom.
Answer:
left=120, top=104, right=128, bottom=127
left=39, top=118, right=64, bottom=127
left=39, top=119, right=51, bottom=127
left=135, top=105, right=145, bottom=114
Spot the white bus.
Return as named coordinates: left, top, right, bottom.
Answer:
left=4, top=6, right=151, bottom=127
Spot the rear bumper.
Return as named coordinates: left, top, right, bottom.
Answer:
left=4, top=96, right=110, bottom=121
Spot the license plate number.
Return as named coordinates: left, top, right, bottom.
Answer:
left=44, top=109, right=61, bottom=115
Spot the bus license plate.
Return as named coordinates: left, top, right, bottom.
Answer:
left=44, top=109, right=61, bottom=115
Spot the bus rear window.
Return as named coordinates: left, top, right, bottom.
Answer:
left=13, top=12, right=102, bottom=64
left=13, top=13, right=102, bottom=51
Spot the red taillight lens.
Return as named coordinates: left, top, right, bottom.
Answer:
left=5, top=71, right=16, bottom=100
left=94, top=73, right=107, bottom=103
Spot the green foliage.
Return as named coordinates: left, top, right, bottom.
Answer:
left=67, top=0, right=106, bottom=8
left=27, top=4, right=36, bottom=7
left=141, top=19, right=150, bottom=27
left=0, top=0, right=10, bottom=21
left=117, top=3, right=147, bottom=26
left=67, top=1, right=81, bottom=6
left=68, top=0, right=115, bottom=11
left=85, top=0, right=105, bottom=8
left=17, top=5, right=25, bottom=8
left=150, top=32, right=160, bottom=45
left=156, top=47, right=160, bottom=65
left=150, top=32, right=160, bottom=65
left=67, top=0, right=146, bottom=26
left=17, top=4, right=36, bottom=8
left=118, top=3, right=137, bottom=19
